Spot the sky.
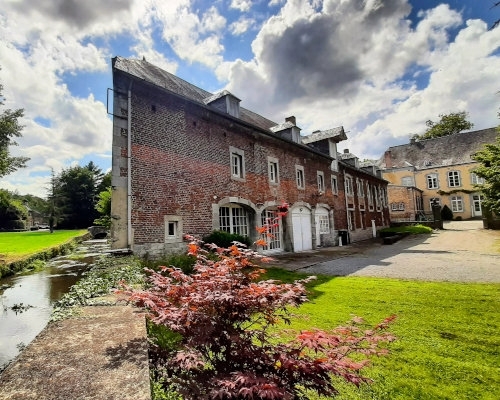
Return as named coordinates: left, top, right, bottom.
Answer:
left=1, top=0, right=499, bottom=198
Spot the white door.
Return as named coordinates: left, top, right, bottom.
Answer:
left=472, top=195, right=483, bottom=217
left=314, top=207, right=329, bottom=247
left=292, top=207, right=312, bottom=252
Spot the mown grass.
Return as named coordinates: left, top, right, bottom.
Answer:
left=0, top=230, right=87, bottom=263
left=263, top=269, right=500, bottom=400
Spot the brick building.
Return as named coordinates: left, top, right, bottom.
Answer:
left=110, top=57, right=389, bottom=256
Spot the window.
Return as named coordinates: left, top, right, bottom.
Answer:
left=401, top=176, right=414, bottom=186
left=451, top=196, right=463, bottom=212
left=367, top=184, right=373, bottom=207
left=357, top=179, right=365, bottom=197
left=268, top=157, right=279, bottom=184
left=471, top=173, right=484, bottom=185
left=447, top=171, right=461, bottom=187
left=427, top=174, right=438, bottom=189
left=318, top=214, right=329, bottom=234
left=399, top=202, right=405, bottom=211
left=296, top=165, right=305, bottom=189
left=230, top=146, right=245, bottom=180
left=331, top=176, right=338, bottom=194
left=317, top=171, right=325, bottom=192
left=261, top=210, right=282, bottom=251
left=391, top=203, right=398, bottom=211
left=219, top=205, right=249, bottom=236
left=345, top=175, right=354, bottom=196
left=429, top=197, right=441, bottom=209
left=164, top=215, right=183, bottom=243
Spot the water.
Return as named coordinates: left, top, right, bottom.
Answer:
left=0, top=240, right=108, bottom=372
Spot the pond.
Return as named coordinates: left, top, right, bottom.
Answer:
left=0, top=240, right=108, bottom=372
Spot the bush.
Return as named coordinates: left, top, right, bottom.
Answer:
left=121, top=237, right=396, bottom=399
left=202, top=230, right=252, bottom=248
left=143, top=253, right=197, bottom=275
left=441, top=205, right=454, bottom=221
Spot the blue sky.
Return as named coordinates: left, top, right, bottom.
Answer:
left=1, top=0, right=499, bottom=197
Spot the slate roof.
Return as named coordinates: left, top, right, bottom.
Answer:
left=301, top=127, right=347, bottom=144
left=113, top=56, right=277, bottom=131
left=379, top=128, right=498, bottom=170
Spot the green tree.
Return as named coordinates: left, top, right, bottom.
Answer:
left=412, top=111, right=474, bottom=141
left=93, top=187, right=112, bottom=228
left=0, top=189, right=28, bottom=230
left=472, top=128, right=500, bottom=215
left=0, top=76, right=29, bottom=177
left=55, top=162, right=105, bottom=229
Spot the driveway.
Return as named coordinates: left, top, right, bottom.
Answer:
left=271, top=220, right=500, bottom=283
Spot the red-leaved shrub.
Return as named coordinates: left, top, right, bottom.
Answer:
left=121, top=235, right=396, bottom=399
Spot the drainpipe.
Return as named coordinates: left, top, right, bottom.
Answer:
left=343, top=171, right=350, bottom=246
left=127, top=82, right=133, bottom=248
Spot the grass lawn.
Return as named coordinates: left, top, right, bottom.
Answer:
left=0, top=230, right=88, bottom=263
left=263, top=269, right=500, bottom=400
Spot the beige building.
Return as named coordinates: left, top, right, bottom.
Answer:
left=379, top=128, right=497, bottom=221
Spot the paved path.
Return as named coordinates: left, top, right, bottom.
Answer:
left=274, top=221, right=500, bottom=283
left=0, top=305, right=150, bottom=400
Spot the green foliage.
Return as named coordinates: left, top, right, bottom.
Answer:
left=53, top=161, right=105, bottom=229
left=412, top=111, right=473, bottom=141
left=202, top=229, right=252, bottom=248
left=380, top=224, right=432, bottom=234
left=0, top=77, right=29, bottom=177
left=441, top=204, right=454, bottom=221
left=472, top=129, right=500, bottom=215
left=93, top=187, right=112, bottom=228
left=142, top=253, right=197, bottom=275
left=0, top=189, right=28, bottom=230
left=51, top=255, right=144, bottom=320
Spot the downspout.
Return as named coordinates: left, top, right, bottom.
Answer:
left=127, top=81, right=133, bottom=248
left=343, top=169, right=350, bottom=245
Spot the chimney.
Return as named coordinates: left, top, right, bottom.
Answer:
left=384, top=150, right=392, bottom=168
left=285, top=116, right=296, bottom=125
left=344, top=149, right=349, bottom=153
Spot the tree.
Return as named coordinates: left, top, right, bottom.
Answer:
left=93, top=187, right=112, bottom=228
left=0, top=76, right=29, bottom=177
left=122, top=237, right=396, bottom=399
left=472, top=127, right=500, bottom=215
left=0, top=189, right=28, bottom=230
left=491, top=1, right=500, bottom=30
left=55, top=162, right=105, bottom=229
left=412, top=111, right=474, bottom=141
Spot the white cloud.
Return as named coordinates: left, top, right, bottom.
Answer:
left=230, top=0, right=253, bottom=12
left=230, top=17, right=255, bottom=35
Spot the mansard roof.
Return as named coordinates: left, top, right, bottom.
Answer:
left=379, top=128, right=498, bottom=170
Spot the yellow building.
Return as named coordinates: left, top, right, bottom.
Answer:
left=379, top=128, right=497, bottom=220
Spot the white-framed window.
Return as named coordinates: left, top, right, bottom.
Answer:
left=229, top=146, right=245, bottom=181
left=399, top=202, right=405, bottom=211
left=345, top=175, right=354, bottom=196
left=401, top=176, right=414, bottom=186
left=331, top=176, right=338, bottom=195
left=164, top=215, right=183, bottom=243
left=296, top=165, right=305, bottom=189
left=219, top=205, right=249, bottom=236
left=367, top=184, right=373, bottom=207
left=471, top=172, right=484, bottom=185
left=450, top=196, right=463, bottom=212
left=447, top=170, right=461, bottom=187
left=429, top=197, right=441, bottom=209
left=317, top=171, right=325, bottom=192
left=319, top=214, right=329, bottom=234
left=348, top=210, right=355, bottom=231
left=268, top=157, right=279, bottom=184
left=427, top=174, right=439, bottom=189
left=357, top=179, right=365, bottom=197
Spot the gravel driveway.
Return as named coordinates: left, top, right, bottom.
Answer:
left=297, top=220, right=500, bottom=283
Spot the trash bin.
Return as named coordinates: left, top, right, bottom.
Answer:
left=338, top=230, right=350, bottom=246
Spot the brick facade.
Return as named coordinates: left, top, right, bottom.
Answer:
left=111, top=57, right=390, bottom=256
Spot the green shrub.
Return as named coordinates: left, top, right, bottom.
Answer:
left=381, top=224, right=432, bottom=235
left=202, top=230, right=252, bottom=248
left=143, top=253, right=197, bottom=275
left=441, top=204, right=454, bottom=221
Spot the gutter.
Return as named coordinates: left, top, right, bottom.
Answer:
left=127, top=81, right=133, bottom=248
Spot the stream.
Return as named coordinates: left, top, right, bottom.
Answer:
left=0, top=239, right=109, bottom=372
